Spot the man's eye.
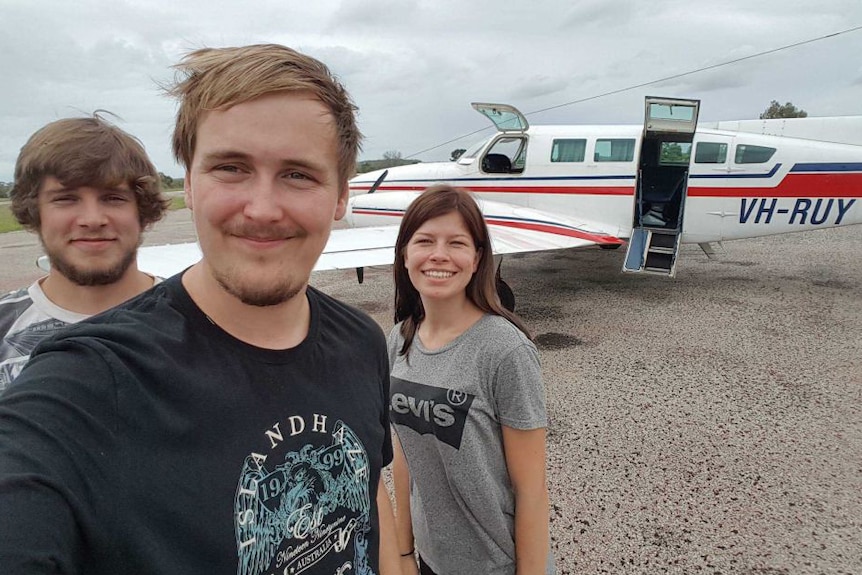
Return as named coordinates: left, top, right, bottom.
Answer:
left=287, top=171, right=311, bottom=181
left=216, top=165, right=241, bottom=173
left=51, top=196, right=77, bottom=204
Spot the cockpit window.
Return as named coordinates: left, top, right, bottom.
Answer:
left=485, top=136, right=527, bottom=173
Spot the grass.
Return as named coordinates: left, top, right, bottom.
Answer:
left=0, top=204, right=21, bottom=234
left=0, top=191, right=187, bottom=234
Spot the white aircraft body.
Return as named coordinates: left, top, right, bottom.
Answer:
left=66, top=98, right=859, bottom=283
left=344, top=98, right=862, bottom=278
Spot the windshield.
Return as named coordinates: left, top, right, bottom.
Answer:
left=459, top=136, right=491, bottom=161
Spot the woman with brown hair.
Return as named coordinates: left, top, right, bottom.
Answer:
left=389, top=185, right=555, bottom=575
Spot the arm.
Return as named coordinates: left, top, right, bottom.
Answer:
left=376, top=477, right=402, bottom=575
left=0, top=344, right=115, bottom=574
left=392, top=433, right=419, bottom=575
left=502, top=426, right=550, bottom=575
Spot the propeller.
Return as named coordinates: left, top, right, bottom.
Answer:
left=367, top=169, right=388, bottom=194
left=354, top=170, right=389, bottom=283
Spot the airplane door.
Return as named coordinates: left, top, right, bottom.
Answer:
left=623, top=97, right=700, bottom=277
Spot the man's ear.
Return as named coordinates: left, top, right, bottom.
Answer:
left=333, top=185, right=348, bottom=221
left=183, top=173, right=193, bottom=211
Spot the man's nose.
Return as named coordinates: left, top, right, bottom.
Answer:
left=242, top=177, right=284, bottom=221
left=77, top=197, right=109, bottom=227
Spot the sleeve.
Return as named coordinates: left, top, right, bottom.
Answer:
left=492, top=342, right=548, bottom=430
left=0, top=339, right=120, bottom=574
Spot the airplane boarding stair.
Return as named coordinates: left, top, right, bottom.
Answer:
left=624, top=97, right=700, bottom=277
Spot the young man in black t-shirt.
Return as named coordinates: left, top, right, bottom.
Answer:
left=0, top=44, right=399, bottom=575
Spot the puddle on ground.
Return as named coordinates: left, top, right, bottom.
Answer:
left=534, top=332, right=582, bottom=350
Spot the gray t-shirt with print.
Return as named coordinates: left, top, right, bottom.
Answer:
left=388, top=314, right=555, bottom=575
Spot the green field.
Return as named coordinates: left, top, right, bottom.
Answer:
left=0, top=192, right=185, bottom=234
left=0, top=204, right=21, bottom=234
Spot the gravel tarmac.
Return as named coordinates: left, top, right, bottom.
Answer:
left=2, top=209, right=860, bottom=574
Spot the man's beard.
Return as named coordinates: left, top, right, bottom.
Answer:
left=47, top=247, right=137, bottom=287
left=210, top=223, right=310, bottom=307
left=214, top=266, right=303, bottom=307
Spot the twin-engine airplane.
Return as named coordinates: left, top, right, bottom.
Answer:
left=71, top=97, right=861, bottom=298
left=345, top=97, right=862, bottom=281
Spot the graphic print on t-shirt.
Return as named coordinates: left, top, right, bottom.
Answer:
left=234, top=418, right=375, bottom=575
left=1, top=317, right=68, bottom=357
left=389, top=377, right=475, bottom=449
left=1, top=317, right=70, bottom=389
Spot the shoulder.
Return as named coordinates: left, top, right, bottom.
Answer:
left=0, top=286, right=30, bottom=305
left=463, top=315, right=538, bottom=374
left=309, top=286, right=385, bottom=343
left=388, top=322, right=403, bottom=344
left=46, top=277, right=182, bottom=345
left=0, top=286, right=33, bottom=322
left=387, top=322, right=404, bottom=355
left=473, top=315, right=533, bottom=350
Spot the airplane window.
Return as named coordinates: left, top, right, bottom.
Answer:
left=695, top=142, right=728, bottom=164
left=551, top=139, right=586, bottom=162
left=648, top=102, right=695, bottom=122
left=659, top=142, right=691, bottom=165
left=487, top=136, right=527, bottom=173
left=595, top=139, right=635, bottom=162
left=735, top=145, right=777, bottom=164
left=510, top=138, right=528, bottom=171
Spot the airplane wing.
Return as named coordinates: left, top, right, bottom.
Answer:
left=63, top=193, right=624, bottom=278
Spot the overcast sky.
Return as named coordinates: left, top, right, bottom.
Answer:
left=1, top=0, right=861, bottom=181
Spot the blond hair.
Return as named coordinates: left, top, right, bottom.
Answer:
left=167, top=44, right=362, bottom=192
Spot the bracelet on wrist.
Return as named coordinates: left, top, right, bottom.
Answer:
left=400, top=548, right=415, bottom=557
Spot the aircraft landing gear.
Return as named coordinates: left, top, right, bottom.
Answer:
left=495, top=259, right=516, bottom=312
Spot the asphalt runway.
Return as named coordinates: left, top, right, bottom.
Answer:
left=2, top=209, right=860, bottom=574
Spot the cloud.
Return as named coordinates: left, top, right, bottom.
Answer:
left=1, top=0, right=861, bottom=179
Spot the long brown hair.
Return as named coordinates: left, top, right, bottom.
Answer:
left=393, top=185, right=531, bottom=355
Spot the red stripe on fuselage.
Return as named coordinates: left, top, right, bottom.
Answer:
left=349, top=172, right=862, bottom=199
left=688, top=173, right=862, bottom=198
left=348, top=184, right=634, bottom=195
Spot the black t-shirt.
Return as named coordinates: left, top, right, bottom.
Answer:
left=0, top=274, right=392, bottom=574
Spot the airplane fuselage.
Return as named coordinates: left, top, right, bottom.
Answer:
left=348, top=122, right=862, bottom=245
